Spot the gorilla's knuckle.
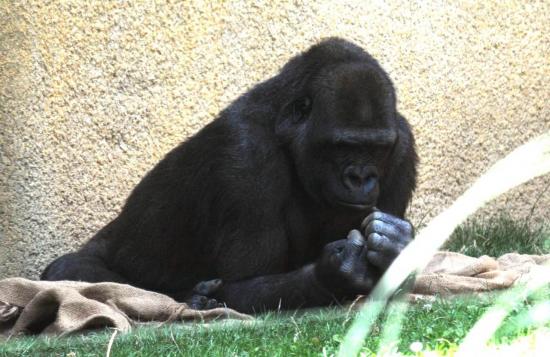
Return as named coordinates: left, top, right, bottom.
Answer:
left=372, top=211, right=385, bottom=221
left=368, top=233, right=386, bottom=249
left=367, top=232, right=378, bottom=244
left=401, top=221, right=413, bottom=234
left=337, top=267, right=348, bottom=276
left=366, top=250, right=377, bottom=260
left=365, top=221, right=377, bottom=234
left=373, top=220, right=389, bottom=233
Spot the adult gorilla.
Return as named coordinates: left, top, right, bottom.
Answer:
left=42, top=38, right=417, bottom=313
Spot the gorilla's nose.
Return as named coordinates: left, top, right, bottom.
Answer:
left=343, top=166, right=377, bottom=192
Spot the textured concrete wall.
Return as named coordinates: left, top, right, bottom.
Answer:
left=1, top=1, right=548, bottom=279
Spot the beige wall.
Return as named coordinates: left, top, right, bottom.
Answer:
left=1, top=1, right=548, bottom=279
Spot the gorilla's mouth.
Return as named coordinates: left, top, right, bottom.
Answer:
left=336, top=200, right=373, bottom=210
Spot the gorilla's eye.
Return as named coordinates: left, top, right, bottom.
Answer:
left=292, top=97, right=312, bottom=121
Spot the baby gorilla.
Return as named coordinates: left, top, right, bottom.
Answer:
left=42, top=38, right=417, bottom=313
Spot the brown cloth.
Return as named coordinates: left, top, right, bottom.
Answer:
left=0, top=278, right=251, bottom=337
left=413, top=251, right=550, bottom=296
left=1, top=252, right=548, bottom=337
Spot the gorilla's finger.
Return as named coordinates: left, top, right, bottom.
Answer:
left=350, top=252, right=375, bottom=292
left=366, top=251, right=392, bottom=270
left=324, top=239, right=347, bottom=258
left=358, top=243, right=370, bottom=263
left=366, top=232, right=394, bottom=252
left=204, top=298, right=221, bottom=310
left=365, top=220, right=400, bottom=239
left=340, top=230, right=365, bottom=273
left=321, top=239, right=347, bottom=267
left=324, top=239, right=347, bottom=251
left=187, top=294, right=208, bottom=309
left=360, top=208, right=380, bottom=230
left=343, top=230, right=365, bottom=256
left=361, top=211, right=412, bottom=235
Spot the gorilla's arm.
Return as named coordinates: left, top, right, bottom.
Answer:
left=214, top=265, right=332, bottom=313
left=207, top=212, right=413, bottom=313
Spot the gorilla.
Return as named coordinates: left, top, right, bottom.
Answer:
left=42, top=38, right=417, bottom=313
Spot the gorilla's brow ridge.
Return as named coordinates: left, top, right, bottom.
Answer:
left=328, top=128, right=397, bottom=146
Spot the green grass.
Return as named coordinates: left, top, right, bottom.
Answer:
left=1, top=293, right=548, bottom=357
left=444, top=213, right=549, bottom=257
left=1, top=215, right=548, bottom=356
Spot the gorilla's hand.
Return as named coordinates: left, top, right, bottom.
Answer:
left=361, top=210, right=413, bottom=271
left=314, top=230, right=377, bottom=297
left=184, top=279, right=225, bottom=310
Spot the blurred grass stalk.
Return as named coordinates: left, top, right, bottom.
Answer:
left=457, top=271, right=550, bottom=355
left=338, top=131, right=550, bottom=357
left=376, top=301, right=409, bottom=355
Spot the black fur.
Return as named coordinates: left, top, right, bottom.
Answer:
left=41, top=38, right=417, bottom=313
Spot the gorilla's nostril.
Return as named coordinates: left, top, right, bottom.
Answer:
left=344, top=166, right=367, bottom=189
left=364, top=175, right=377, bottom=192
left=348, top=173, right=363, bottom=187
left=344, top=166, right=378, bottom=191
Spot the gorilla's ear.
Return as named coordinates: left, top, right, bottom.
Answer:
left=377, top=113, right=418, bottom=217
left=291, top=97, right=313, bottom=122
left=275, top=97, right=312, bottom=140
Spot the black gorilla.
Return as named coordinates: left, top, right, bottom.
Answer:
left=42, top=38, right=417, bottom=313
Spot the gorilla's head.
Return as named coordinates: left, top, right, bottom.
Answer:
left=275, top=38, right=399, bottom=211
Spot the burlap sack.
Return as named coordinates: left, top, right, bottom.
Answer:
left=1, top=252, right=548, bottom=337
left=413, top=252, right=550, bottom=296
left=0, top=278, right=251, bottom=337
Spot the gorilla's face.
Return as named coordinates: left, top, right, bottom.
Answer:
left=280, top=63, right=398, bottom=211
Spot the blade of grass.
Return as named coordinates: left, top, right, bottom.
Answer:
left=338, top=131, right=550, bottom=357
left=457, top=271, right=550, bottom=355
left=377, top=301, right=409, bottom=355
left=501, top=301, right=550, bottom=334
